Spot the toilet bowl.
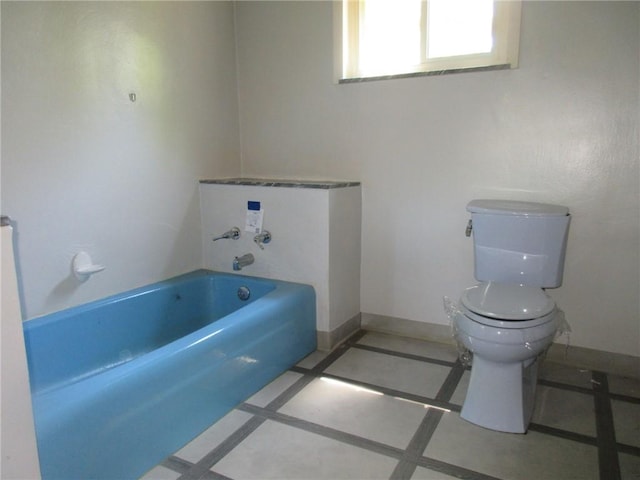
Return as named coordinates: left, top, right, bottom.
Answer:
left=452, top=282, right=562, bottom=433
left=450, top=199, right=571, bottom=433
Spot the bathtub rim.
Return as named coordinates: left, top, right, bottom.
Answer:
left=24, top=269, right=316, bottom=396
left=24, top=269, right=288, bottom=327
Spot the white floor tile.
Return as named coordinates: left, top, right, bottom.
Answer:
left=532, top=385, right=597, bottom=437
left=410, top=466, right=462, bottom=480
left=449, top=370, right=469, bottom=406
left=297, top=350, right=330, bottom=370
left=424, top=412, right=599, bottom=480
left=173, top=409, right=254, bottom=463
left=612, top=399, right=640, bottom=448
left=246, top=371, right=304, bottom=407
left=278, top=377, right=427, bottom=449
left=212, top=420, right=399, bottom=479
left=619, top=452, right=640, bottom=480
left=324, top=348, right=451, bottom=399
left=357, top=332, right=458, bottom=363
left=609, top=374, right=640, bottom=398
left=539, top=361, right=594, bottom=390
left=138, top=465, right=181, bottom=480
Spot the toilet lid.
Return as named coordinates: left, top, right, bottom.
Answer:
left=461, top=282, right=556, bottom=320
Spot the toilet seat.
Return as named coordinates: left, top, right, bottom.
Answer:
left=459, top=304, right=557, bottom=329
left=461, top=282, right=555, bottom=320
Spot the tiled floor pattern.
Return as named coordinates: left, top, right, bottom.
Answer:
left=141, top=330, right=640, bottom=480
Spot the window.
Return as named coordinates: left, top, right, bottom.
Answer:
left=338, top=0, right=521, bottom=82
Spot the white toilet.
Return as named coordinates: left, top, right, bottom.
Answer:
left=451, top=199, right=571, bottom=433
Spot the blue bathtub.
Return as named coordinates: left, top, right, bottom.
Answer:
left=23, top=270, right=317, bottom=480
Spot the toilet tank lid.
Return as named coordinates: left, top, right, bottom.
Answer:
left=461, top=282, right=556, bottom=320
left=467, top=199, right=569, bottom=216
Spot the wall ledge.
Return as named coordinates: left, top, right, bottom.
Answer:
left=200, top=178, right=360, bottom=189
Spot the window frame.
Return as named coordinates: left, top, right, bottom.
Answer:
left=335, top=0, right=522, bottom=83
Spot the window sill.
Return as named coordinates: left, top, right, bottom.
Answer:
left=338, top=63, right=511, bottom=84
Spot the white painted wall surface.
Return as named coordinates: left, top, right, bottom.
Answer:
left=328, top=186, right=362, bottom=332
left=1, top=224, right=41, bottom=479
left=1, top=2, right=240, bottom=319
left=1, top=1, right=637, bottom=358
left=234, top=1, right=640, bottom=356
left=199, top=183, right=361, bottom=334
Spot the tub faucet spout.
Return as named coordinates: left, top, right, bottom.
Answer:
left=233, top=253, right=254, bottom=271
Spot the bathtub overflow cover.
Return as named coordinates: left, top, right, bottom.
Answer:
left=237, top=286, right=251, bottom=301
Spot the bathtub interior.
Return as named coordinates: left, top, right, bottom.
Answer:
left=24, top=270, right=277, bottom=394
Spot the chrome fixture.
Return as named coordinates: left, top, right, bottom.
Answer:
left=213, top=227, right=241, bottom=242
left=237, top=286, right=251, bottom=301
left=253, top=230, right=272, bottom=250
left=233, top=253, right=254, bottom=271
left=465, top=219, right=473, bottom=237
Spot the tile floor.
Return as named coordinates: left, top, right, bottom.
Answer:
left=140, top=330, right=640, bottom=480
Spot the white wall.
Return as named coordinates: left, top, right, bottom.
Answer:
left=234, top=1, right=640, bottom=357
left=1, top=2, right=241, bottom=319
left=1, top=224, right=41, bottom=479
left=199, top=182, right=361, bottom=341
left=2, top=1, right=638, bottom=358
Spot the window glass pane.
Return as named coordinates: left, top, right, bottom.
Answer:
left=359, top=0, right=422, bottom=76
left=427, top=0, right=494, bottom=59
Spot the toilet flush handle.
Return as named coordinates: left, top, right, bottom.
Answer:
left=465, top=219, right=473, bottom=237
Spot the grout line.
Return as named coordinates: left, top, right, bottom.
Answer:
left=389, top=360, right=466, bottom=479
left=617, top=442, right=640, bottom=457
left=592, top=371, right=621, bottom=480
left=609, top=392, right=640, bottom=404
left=527, top=423, right=598, bottom=446
left=262, top=374, right=316, bottom=411
left=299, top=329, right=367, bottom=375
left=416, top=456, right=505, bottom=480
left=238, top=402, right=406, bottom=460
left=165, top=460, right=227, bottom=480
left=265, top=333, right=368, bottom=411
left=161, top=456, right=194, bottom=474
left=434, top=360, right=466, bottom=402
left=200, top=470, right=234, bottom=480
left=538, top=377, right=640, bottom=404
left=343, top=328, right=369, bottom=345
left=177, top=416, right=266, bottom=480
left=391, top=409, right=444, bottom=480
left=290, top=364, right=314, bottom=375
left=538, top=378, right=596, bottom=396
left=350, top=343, right=458, bottom=368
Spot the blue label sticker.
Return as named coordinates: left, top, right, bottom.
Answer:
left=248, top=201, right=261, bottom=211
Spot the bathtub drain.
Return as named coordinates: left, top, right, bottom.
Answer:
left=237, top=286, right=251, bottom=301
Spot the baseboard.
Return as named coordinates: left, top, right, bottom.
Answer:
left=360, top=312, right=640, bottom=380
left=317, top=313, right=362, bottom=351
left=546, top=342, right=640, bottom=380
left=361, top=312, right=457, bottom=346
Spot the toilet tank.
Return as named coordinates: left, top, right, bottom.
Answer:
left=467, top=200, right=571, bottom=288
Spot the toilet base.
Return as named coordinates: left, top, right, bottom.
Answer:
left=460, top=355, right=539, bottom=434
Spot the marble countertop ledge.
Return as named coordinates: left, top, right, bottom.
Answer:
left=200, top=178, right=361, bottom=189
